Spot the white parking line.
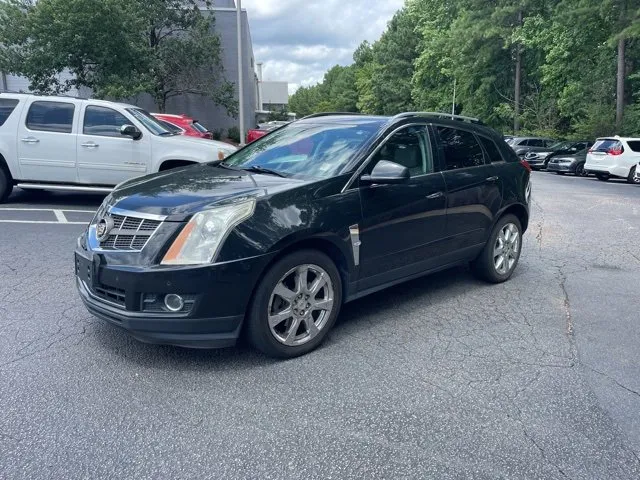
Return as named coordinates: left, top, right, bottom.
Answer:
left=0, top=207, right=95, bottom=225
left=53, top=210, right=68, bottom=223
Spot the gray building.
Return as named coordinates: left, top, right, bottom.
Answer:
left=1, top=0, right=258, bottom=137
left=135, top=0, right=258, bottom=136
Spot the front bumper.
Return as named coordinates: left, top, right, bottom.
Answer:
left=75, top=249, right=275, bottom=348
left=546, top=161, right=575, bottom=173
left=525, top=156, right=548, bottom=168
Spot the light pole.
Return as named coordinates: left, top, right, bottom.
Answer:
left=236, top=0, right=245, bottom=145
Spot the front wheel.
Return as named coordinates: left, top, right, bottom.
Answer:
left=575, top=163, right=588, bottom=177
left=246, top=250, right=342, bottom=358
left=627, top=165, right=640, bottom=185
left=596, top=173, right=610, bottom=181
left=471, top=214, right=522, bottom=283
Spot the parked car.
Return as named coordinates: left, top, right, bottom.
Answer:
left=546, top=148, right=589, bottom=176
left=246, top=121, right=289, bottom=143
left=634, top=162, right=640, bottom=184
left=584, top=137, right=640, bottom=183
left=0, top=93, right=237, bottom=202
left=152, top=113, right=213, bottom=139
left=524, top=140, right=594, bottom=170
left=507, top=137, right=556, bottom=159
left=75, top=112, right=531, bottom=358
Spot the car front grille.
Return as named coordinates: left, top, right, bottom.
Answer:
left=99, top=214, right=162, bottom=251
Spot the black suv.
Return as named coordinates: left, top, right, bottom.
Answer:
left=75, top=113, right=532, bottom=358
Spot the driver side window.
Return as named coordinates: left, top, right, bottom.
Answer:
left=83, top=106, right=131, bottom=137
left=367, top=125, right=432, bottom=177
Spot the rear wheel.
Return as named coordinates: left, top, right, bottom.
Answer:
left=596, top=173, right=610, bottom=182
left=0, top=168, right=12, bottom=203
left=627, top=165, right=640, bottom=185
left=471, top=214, right=522, bottom=283
left=246, top=249, right=342, bottom=358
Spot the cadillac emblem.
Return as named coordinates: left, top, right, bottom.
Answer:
left=96, top=217, right=114, bottom=241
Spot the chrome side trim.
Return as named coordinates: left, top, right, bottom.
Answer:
left=349, top=224, right=362, bottom=266
left=17, top=183, right=113, bottom=193
left=341, top=122, right=427, bottom=193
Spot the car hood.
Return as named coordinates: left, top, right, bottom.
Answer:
left=159, top=134, right=238, bottom=156
left=107, top=164, right=306, bottom=218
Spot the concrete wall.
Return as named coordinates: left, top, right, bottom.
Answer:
left=261, top=81, right=289, bottom=107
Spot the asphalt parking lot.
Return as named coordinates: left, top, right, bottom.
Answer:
left=1, top=173, right=639, bottom=479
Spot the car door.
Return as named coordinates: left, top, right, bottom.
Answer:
left=357, top=124, right=448, bottom=291
left=17, top=99, right=78, bottom=183
left=434, top=125, right=503, bottom=260
left=77, top=104, right=151, bottom=185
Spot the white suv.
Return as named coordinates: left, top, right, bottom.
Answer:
left=584, top=136, right=640, bottom=183
left=0, top=93, right=237, bottom=202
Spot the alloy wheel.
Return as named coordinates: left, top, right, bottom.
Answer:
left=493, top=223, right=520, bottom=275
left=267, top=264, right=335, bottom=346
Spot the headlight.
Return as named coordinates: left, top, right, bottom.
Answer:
left=161, top=200, right=255, bottom=265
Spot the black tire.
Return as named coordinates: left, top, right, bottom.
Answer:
left=575, top=163, right=588, bottom=177
left=596, top=173, right=610, bottom=181
left=246, top=249, right=343, bottom=358
left=0, top=167, right=12, bottom=203
left=471, top=214, right=522, bottom=284
left=627, top=165, right=640, bottom=185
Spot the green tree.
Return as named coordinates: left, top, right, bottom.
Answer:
left=0, top=0, right=236, bottom=114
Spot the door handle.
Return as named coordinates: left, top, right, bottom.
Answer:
left=81, top=142, right=99, bottom=149
left=486, top=176, right=499, bottom=183
left=21, top=137, right=40, bottom=144
left=426, top=192, right=444, bottom=200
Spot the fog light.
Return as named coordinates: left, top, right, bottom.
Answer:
left=164, top=294, right=185, bottom=312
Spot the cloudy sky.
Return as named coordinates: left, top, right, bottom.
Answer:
left=241, top=0, right=406, bottom=94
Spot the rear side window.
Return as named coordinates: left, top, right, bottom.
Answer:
left=626, top=141, right=640, bottom=152
left=479, top=136, right=504, bottom=163
left=26, top=101, right=75, bottom=133
left=0, top=99, right=19, bottom=126
left=437, top=127, right=486, bottom=169
left=527, top=139, right=544, bottom=147
left=591, top=139, right=618, bottom=152
left=83, top=106, right=131, bottom=137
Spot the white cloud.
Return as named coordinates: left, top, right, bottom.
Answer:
left=241, top=0, right=406, bottom=91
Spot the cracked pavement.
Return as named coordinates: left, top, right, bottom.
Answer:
left=1, top=176, right=639, bottom=479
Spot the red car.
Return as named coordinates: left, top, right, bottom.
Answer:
left=246, top=121, right=290, bottom=143
left=152, top=113, right=213, bottom=139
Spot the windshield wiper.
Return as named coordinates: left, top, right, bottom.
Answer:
left=240, top=166, right=288, bottom=178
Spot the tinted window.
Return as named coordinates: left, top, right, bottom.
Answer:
left=26, top=101, right=75, bottom=133
left=527, top=139, right=544, bottom=147
left=156, top=119, right=183, bottom=134
left=0, top=99, right=19, bottom=127
left=192, top=121, right=209, bottom=133
left=437, top=127, right=485, bottom=169
left=83, top=106, right=131, bottom=137
left=369, top=126, right=432, bottom=176
left=126, top=108, right=173, bottom=136
left=479, top=136, right=504, bottom=163
left=626, top=141, right=640, bottom=152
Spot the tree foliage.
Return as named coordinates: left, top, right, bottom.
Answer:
left=0, top=0, right=237, bottom=114
left=289, top=0, right=640, bottom=138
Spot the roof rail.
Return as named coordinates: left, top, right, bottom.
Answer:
left=300, top=112, right=368, bottom=120
left=393, top=112, right=483, bottom=124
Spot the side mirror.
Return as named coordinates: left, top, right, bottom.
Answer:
left=120, top=124, right=142, bottom=140
left=360, top=160, right=410, bottom=186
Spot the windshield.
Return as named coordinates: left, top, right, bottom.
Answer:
left=126, top=108, right=173, bottom=136
left=156, top=119, right=183, bottom=135
left=222, top=122, right=380, bottom=179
